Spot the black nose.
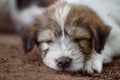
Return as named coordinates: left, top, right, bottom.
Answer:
left=56, top=56, right=72, bottom=69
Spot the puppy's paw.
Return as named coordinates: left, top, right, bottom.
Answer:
left=83, top=53, right=103, bottom=74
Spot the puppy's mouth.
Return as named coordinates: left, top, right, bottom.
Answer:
left=41, top=49, right=49, bottom=58
left=55, top=65, right=72, bottom=72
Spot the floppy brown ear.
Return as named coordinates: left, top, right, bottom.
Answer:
left=22, top=24, right=38, bottom=53
left=90, top=18, right=111, bottom=53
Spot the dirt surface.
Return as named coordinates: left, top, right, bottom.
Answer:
left=0, top=34, right=120, bottom=80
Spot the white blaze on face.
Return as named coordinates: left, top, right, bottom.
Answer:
left=55, top=5, right=71, bottom=27
left=55, top=4, right=71, bottom=49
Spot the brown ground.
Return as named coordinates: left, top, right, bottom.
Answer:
left=0, top=34, right=120, bottom=80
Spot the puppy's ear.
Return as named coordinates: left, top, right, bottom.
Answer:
left=90, top=17, right=111, bottom=53
left=22, top=24, right=38, bottom=53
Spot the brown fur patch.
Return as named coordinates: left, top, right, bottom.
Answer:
left=37, top=16, right=62, bottom=41
left=65, top=4, right=111, bottom=53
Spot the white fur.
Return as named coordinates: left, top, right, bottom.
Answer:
left=55, top=5, right=71, bottom=49
left=55, top=4, right=71, bottom=27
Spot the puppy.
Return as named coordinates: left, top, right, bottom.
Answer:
left=22, top=0, right=120, bottom=74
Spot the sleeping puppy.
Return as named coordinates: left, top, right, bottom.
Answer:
left=22, top=0, right=120, bottom=74
left=9, top=0, right=56, bottom=31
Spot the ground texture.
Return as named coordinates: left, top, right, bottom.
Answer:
left=0, top=34, right=120, bottom=80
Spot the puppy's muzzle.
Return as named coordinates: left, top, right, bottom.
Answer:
left=56, top=56, right=72, bottom=69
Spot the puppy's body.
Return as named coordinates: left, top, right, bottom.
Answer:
left=23, top=0, right=120, bottom=74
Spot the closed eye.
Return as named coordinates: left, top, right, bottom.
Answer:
left=46, top=40, right=53, bottom=44
left=73, top=37, right=91, bottom=43
left=36, top=40, right=53, bottom=45
left=74, top=38, right=82, bottom=42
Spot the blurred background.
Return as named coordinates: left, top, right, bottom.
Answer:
left=0, top=0, right=13, bottom=33
left=0, top=0, right=56, bottom=33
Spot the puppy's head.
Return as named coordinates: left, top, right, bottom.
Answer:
left=22, top=2, right=111, bottom=72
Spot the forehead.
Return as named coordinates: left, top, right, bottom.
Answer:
left=37, top=2, right=94, bottom=40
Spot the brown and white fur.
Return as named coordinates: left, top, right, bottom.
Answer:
left=22, top=0, right=120, bottom=74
